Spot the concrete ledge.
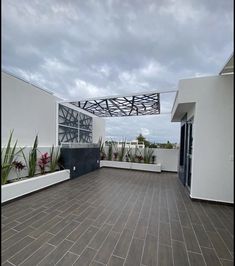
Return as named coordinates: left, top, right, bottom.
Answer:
left=100, top=160, right=161, bottom=172
left=1, top=170, right=70, bottom=203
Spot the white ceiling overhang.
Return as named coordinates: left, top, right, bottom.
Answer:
left=219, top=53, right=234, bottom=75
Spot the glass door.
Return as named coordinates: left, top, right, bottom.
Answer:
left=186, top=118, right=193, bottom=190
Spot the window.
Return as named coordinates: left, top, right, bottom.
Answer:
left=58, top=104, right=93, bottom=144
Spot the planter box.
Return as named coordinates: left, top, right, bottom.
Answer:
left=100, top=161, right=131, bottom=169
left=100, top=160, right=161, bottom=172
left=1, top=170, right=70, bottom=203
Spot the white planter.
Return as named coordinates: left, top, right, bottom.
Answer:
left=100, top=160, right=161, bottom=172
left=100, top=160, right=131, bottom=169
left=131, top=162, right=161, bottom=172
left=1, top=170, right=70, bottom=203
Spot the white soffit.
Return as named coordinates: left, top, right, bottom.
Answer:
left=219, top=53, right=234, bottom=75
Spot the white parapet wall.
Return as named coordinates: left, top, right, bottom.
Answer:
left=153, top=148, right=179, bottom=172
left=103, top=147, right=179, bottom=172
left=100, top=160, right=162, bottom=172
left=1, top=170, right=70, bottom=203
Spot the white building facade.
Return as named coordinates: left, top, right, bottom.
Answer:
left=171, top=55, right=234, bottom=203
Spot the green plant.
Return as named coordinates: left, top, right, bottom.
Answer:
left=22, top=135, right=38, bottom=177
left=107, top=142, right=113, bottom=160
left=38, top=152, right=50, bottom=174
left=107, top=139, right=118, bottom=161
left=1, top=131, right=24, bottom=184
left=143, top=148, right=154, bottom=164
left=50, top=145, right=60, bottom=172
left=125, top=148, right=131, bottom=162
left=136, top=133, right=150, bottom=147
left=130, top=147, right=138, bottom=162
left=118, top=141, right=126, bottom=161
left=98, top=137, right=106, bottom=160
left=112, top=141, right=118, bottom=160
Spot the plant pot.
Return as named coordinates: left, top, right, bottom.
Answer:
left=1, top=170, right=70, bottom=203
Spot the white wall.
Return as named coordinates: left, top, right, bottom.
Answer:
left=92, top=117, right=106, bottom=144
left=2, top=72, right=57, bottom=147
left=2, top=72, right=106, bottom=147
left=172, top=74, right=234, bottom=203
left=154, top=148, right=179, bottom=172
left=103, top=147, right=179, bottom=172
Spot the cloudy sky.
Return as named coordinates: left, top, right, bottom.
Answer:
left=2, top=0, right=233, bottom=143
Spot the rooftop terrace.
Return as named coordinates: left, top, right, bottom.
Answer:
left=2, top=168, right=233, bottom=266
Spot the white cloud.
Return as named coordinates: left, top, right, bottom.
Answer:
left=68, top=79, right=107, bottom=99
left=159, top=0, right=206, bottom=25
left=140, top=61, right=166, bottom=78
left=2, top=0, right=233, bottom=143
left=141, top=128, right=150, bottom=136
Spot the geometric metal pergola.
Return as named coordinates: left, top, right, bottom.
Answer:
left=69, top=92, right=160, bottom=117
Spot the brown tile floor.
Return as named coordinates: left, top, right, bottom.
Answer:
left=1, top=168, right=234, bottom=266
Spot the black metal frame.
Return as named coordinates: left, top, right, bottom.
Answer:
left=58, top=104, right=93, bottom=144
left=70, top=93, right=160, bottom=117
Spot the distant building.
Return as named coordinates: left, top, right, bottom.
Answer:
left=106, top=140, right=145, bottom=149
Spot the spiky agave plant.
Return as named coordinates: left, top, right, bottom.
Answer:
left=111, top=140, right=119, bottom=161
left=22, top=135, right=38, bottom=177
left=1, top=131, right=24, bottom=184
left=130, top=147, right=138, bottom=162
left=98, top=137, right=106, bottom=160
left=107, top=142, right=113, bottom=161
left=125, top=148, right=131, bottom=162
left=50, top=145, right=60, bottom=172
left=143, top=148, right=154, bottom=164
left=118, top=140, right=126, bottom=161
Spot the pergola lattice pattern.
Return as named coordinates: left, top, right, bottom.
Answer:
left=70, top=92, right=160, bottom=117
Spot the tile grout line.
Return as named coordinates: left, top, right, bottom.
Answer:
left=70, top=174, right=137, bottom=265
left=121, top=175, right=149, bottom=266
left=139, top=178, right=155, bottom=266
left=94, top=176, right=144, bottom=265
left=105, top=173, right=148, bottom=266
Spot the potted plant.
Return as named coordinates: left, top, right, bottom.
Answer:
left=1, top=133, right=70, bottom=203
